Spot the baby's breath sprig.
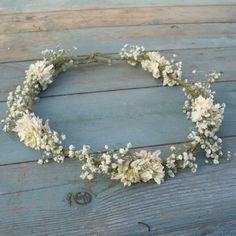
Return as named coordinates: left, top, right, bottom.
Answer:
left=1, top=44, right=229, bottom=186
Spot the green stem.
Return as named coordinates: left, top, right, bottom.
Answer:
left=73, top=53, right=124, bottom=65
left=168, top=74, right=198, bottom=98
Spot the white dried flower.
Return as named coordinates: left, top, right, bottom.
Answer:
left=119, top=148, right=125, bottom=154
left=37, top=159, right=44, bottom=165
left=69, top=144, right=75, bottom=150
left=87, top=174, right=94, bottom=180
left=191, top=96, right=213, bottom=122
left=127, top=142, right=132, bottom=149
left=141, top=51, right=181, bottom=86
left=61, top=134, right=66, bottom=140
left=26, top=60, right=55, bottom=90
left=112, top=150, right=165, bottom=186
left=13, top=113, right=44, bottom=149
left=120, top=44, right=145, bottom=66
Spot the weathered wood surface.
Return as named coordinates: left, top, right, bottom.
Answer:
left=1, top=139, right=236, bottom=235
left=1, top=5, right=236, bottom=34
left=1, top=23, right=236, bottom=63
left=0, top=1, right=236, bottom=235
left=1, top=0, right=236, bottom=12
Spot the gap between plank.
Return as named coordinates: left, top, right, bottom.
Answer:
left=0, top=79, right=235, bottom=103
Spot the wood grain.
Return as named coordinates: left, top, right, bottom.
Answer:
left=1, top=1, right=236, bottom=235
left=0, top=47, right=235, bottom=102
left=1, top=23, right=236, bottom=63
left=1, top=5, right=236, bottom=34
left=1, top=144, right=236, bottom=235
left=1, top=0, right=236, bottom=12
left=157, top=220, right=236, bottom=236
left=1, top=81, right=236, bottom=164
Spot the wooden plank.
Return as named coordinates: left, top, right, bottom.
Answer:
left=0, top=47, right=235, bottom=102
left=1, top=0, right=236, bottom=12
left=0, top=140, right=236, bottom=235
left=1, top=23, right=236, bottom=63
left=1, top=136, right=235, bottom=195
left=157, top=220, right=236, bottom=236
left=1, top=6, right=236, bottom=34
left=0, top=2, right=234, bottom=236
left=0, top=81, right=236, bottom=165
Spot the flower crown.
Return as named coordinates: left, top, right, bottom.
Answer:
left=1, top=44, right=228, bottom=186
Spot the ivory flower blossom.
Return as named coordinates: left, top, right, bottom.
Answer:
left=139, top=50, right=182, bottom=86
left=112, top=149, right=165, bottom=186
left=13, top=113, right=44, bottom=149
left=26, top=60, right=55, bottom=90
left=191, top=96, right=213, bottom=122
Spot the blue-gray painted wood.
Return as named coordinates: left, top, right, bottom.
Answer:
left=0, top=141, right=236, bottom=235
left=0, top=81, right=236, bottom=164
left=1, top=0, right=236, bottom=12
left=0, top=1, right=236, bottom=235
left=1, top=23, right=236, bottom=63
left=0, top=47, right=236, bottom=102
left=2, top=5, right=236, bottom=34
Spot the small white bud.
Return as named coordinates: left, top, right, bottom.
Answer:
left=118, top=159, right=124, bottom=164
left=119, top=148, right=125, bottom=154
left=127, top=142, right=132, bottom=149
left=69, top=144, right=75, bottom=150
left=87, top=174, right=94, bottom=180
left=112, top=163, right=117, bottom=169
left=37, top=159, right=44, bottom=165
left=61, top=134, right=66, bottom=140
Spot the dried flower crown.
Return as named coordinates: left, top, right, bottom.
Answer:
left=1, top=44, right=227, bottom=186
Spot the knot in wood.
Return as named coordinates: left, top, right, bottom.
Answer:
left=73, top=191, right=92, bottom=205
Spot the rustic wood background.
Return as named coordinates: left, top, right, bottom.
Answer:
left=1, top=1, right=236, bottom=235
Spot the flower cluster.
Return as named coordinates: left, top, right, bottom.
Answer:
left=120, top=44, right=182, bottom=86
left=120, top=44, right=145, bottom=66
left=1, top=59, right=55, bottom=133
left=119, top=149, right=164, bottom=185
left=1, top=50, right=67, bottom=162
left=165, top=148, right=198, bottom=178
left=183, top=73, right=225, bottom=164
left=68, top=143, right=165, bottom=186
left=14, top=113, right=65, bottom=163
left=42, top=47, right=77, bottom=69
left=141, top=52, right=182, bottom=86
left=1, top=45, right=228, bottom=187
